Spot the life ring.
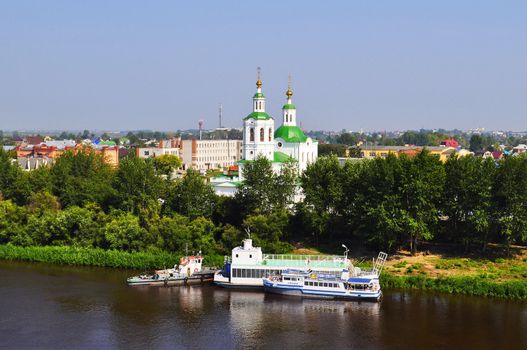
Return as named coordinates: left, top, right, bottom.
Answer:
left=194, top=268, right=198, bottom=273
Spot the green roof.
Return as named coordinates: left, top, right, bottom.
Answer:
left=273, top=151, right=291, bottom=163
left=253, top=92, right=265, bottom=98
left=99, top=140, right=116, bottom=146
left=243, top=111, right=273, bottom=121
left=282, top=103, right=296, bottom=110
left=237, top=152, right=292, bottom=164
left=274, top=125, right=308, bottom=143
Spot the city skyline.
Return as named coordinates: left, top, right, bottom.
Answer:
left=1, top=1, right=526, bottom=131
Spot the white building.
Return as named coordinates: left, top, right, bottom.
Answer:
left=136, top=138, right=181, bottom=158
left=180, top=139, right=242, bottom=171
left=214, top=71, right=318, bottom=197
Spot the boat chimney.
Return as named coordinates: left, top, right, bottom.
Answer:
left=243, top=239, right=253, bottom=250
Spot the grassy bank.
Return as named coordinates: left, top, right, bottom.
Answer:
left=0, top=244, right=223, bottom=270
left=381, top=247, right=527, bottom=300
left=381, top=273, right=527, bottom=300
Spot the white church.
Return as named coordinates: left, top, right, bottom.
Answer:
left=211, top=70, right=318, bottom=196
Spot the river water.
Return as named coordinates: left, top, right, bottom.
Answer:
left=0, top=261, right=526, bottom=349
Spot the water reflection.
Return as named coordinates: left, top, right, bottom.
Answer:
left=1, top=261, right=526, bottom=350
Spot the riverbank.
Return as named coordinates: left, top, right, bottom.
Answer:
left=381, top=246, right=527, bottom=300
left=293, top=246, right=527, bottom=300
left=0, top=244, right=222, bottom=270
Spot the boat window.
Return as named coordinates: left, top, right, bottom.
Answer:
left=249, top=254, right=252, bottom=258
left=236, top=254, right=239, bottom=258
left=324, top=283, right=328, bottom=287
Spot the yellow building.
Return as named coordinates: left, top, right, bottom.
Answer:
left=358, top=145, right=459, bottom=162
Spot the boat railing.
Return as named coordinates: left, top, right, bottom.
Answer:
left=262, top=254, right=347, bottom=262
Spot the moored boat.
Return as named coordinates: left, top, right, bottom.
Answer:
left=214, top=239, right=350, bottom=289
left=127, top=253, right=216, bottom=286
left=262, top=252, right=388, bottom=302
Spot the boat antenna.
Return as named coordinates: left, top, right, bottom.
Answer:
left=341, top=244, right=349, bottom=260
left=245, top=227, right=251, bottom=239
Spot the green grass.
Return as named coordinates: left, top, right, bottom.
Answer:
left=382, top=272, right=527, bottom=300
left=0, top=244, right=223, bottom=270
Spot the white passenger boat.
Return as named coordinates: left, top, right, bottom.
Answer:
left=262, top=252, right=388, bottom=302
left=127, top=253, right=215, bottom=286
left=213, top=239, right=351, bottom=289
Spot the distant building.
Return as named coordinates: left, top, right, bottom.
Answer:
left=440, top=139, right=460, bottom=148
left=359, top=145, right=462, bottom=162
left=136, top=138, right=181, bottom=159
left=180, top=139, right=242, bottom=171
left=513, top=144, right=527, bottom=154
left=16, top=140, right=120, bottom=169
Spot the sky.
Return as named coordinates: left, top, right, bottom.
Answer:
left=0, top=1, right=526, bottom=132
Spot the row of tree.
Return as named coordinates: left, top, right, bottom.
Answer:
left=1, top=146, right=527, bottom=256
left=299, top=152, right=527, bottom=254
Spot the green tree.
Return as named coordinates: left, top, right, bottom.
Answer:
left=50, top=150, right=115, bottom=208
left=243, top=210, right=292, bottom=253
left=492, top=155, right=527, bottom=254
left=399, top=151, right=445, bottom=254
left=103, top=212, right=148, bottom=251
left=300, top=155, right=344, bottom=243
left=443, top=156, right=495, bottom=251
left=153, top=154, right=182, bottom=177
left=235, top=156, right=278, bottom=215
left=165, top=170, right=216, bottom=219
left=0, top=147, right=31, bottom=205
left=0, top=200, right=28, bottom=245
left=113, top=156, right=163, bottom=214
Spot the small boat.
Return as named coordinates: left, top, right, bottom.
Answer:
left=127, top=253, right=216, bottom=286
left=262, top=252, right=387, bottom=302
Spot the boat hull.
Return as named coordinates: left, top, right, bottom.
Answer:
left=263, top=280, right=382, bottom=302
left=127, top=272, right=214, bottom=287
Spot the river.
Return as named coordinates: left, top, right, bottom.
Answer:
left=0, top=261, right=525, bottom=349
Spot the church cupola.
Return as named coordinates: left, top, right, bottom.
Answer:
left=253, top=67, right=266, bottom=112
left=282, top=75, right=297, bottom=126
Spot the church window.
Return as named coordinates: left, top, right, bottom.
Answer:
left=250, top=128, right=254, bottom=142
left=269, top=128, right=272, bottom=141
left=277, top=142, right=283, bottom=148
left=260, top=128, right=264, bottom=142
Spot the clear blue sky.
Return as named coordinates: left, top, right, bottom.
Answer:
left=1, top=1, right=526, bottom=132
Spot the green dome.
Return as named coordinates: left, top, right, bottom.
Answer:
left=243, top=111, right=273, bottom=120
left=253, top=92, right=265, bottom=98
left=274, top=125, right=307, bottom=143
left=282, top=103, right=296, bottom=110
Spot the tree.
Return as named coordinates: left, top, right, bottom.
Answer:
left=113, top=156, right=163, bottom=214
left=0, top=200, right=28, bottom=245
left=398, top=151, right=445, bottom=254
left=165, top=169, right=216, bottom=219
left=443, top=156, right=495, bottom=251
left=345, top=154, right=403, bottom=251
left=300, top=156, right=344, bottom=243
left=236, top=156, right=281, bottom=215
left=0, top=147, right=31, bottom=205
left=492, top=155, right=527, bottom=254
left=318, top=144, right=347, bottom=157
left=50, top=149, right=115, bottom=208
left=152, top=154, right=182, bottom=177
left=243, top=210, right=292, bottom=253
left=336, top=132, right=358, bottom=146
left=103, top=212, right=148, bottom=251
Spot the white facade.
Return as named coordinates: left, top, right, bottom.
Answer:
left=181, top=139, right=242, bottom=171
left=136, top=147, right=179, bottom=158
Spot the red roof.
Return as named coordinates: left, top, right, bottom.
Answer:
left=441, top=139, right=460, bottom=148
